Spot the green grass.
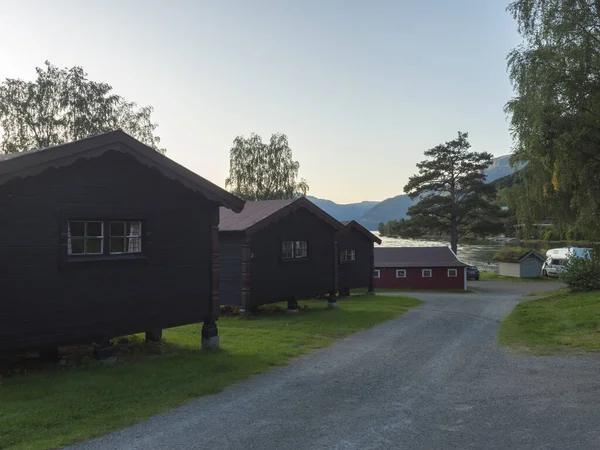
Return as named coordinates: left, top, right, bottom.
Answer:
left=0, top=295, right=422, bottom=450
left=372, top=288, right=472, bottom=294
left=480, top=272, right=555, bottom=282
left=499, top=290, right=600, bottom=354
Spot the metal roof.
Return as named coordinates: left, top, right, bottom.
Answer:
left=374, top=246, right=467, bottom=268
left=219, top=197, right=345, bottom=234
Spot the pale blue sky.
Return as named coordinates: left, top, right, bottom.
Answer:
left=0, top=0, right=520, bottom=203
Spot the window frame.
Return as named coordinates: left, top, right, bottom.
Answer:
left=396, top=269, right=406, bottom=278
left=447, top=268, right=458, bottom=278
left=374, top=269, right=381, bottom=279
left=422, top=269, right=433, bottom=278
left=65, top=218, right=145, bottom=262
left=68, top=220, right=105, bottom=256
left=282, top=240, right=308, bottom=260
left=108, top=220, right=143, bottom=255
left=347, top=249, right=356, bottom=261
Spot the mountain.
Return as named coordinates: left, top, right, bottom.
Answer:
left=356, top=195, right=415, bottom=230
left=309, top=155, right=520, bottom=230
left=306, top=196, right=378, bottom=222
left=485, top=155, right=525, bottom=183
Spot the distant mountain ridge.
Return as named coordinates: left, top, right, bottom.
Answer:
left=308, top=155, right=519, bottom=230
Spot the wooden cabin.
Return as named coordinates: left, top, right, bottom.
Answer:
left=219, top=197, right=345, bottom=310
left=374, top=247, right=467, bottom=291
left=337, top=221, right=381, bottom=296
left=0, top=130, right=244, bottom=357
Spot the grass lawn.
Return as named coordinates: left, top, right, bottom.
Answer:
left=480, top=272, right=555, bottom=282
left=0, top=295, right=422, bottom=450
left=499, top=290, right=600, bottom=354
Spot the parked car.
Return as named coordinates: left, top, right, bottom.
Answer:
left=467, top=265, right=480, bottom=280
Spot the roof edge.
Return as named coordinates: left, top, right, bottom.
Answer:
left=347, top=220, right=382, bottom=244
left=246, top=197, right=345, bottom=235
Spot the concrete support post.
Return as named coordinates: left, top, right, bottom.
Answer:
left=327, top=292, right=339, bottom=309
left=145, top=329, right=163, bottom=342
left=202, top=319, right=220, bottom=350
left=287, top=298, right=299, bottom=313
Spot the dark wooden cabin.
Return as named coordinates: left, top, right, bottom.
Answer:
left=219, top=197, right=345, bottom=310
left=337, top=221, right=381, bottom=296
left=0, top=130, right=244, bottom=356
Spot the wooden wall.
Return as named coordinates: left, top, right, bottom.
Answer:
left=248, top=208, right=337, bottom=306
left=220, top=233, right=244, bottom=306
left=337, top=228, right=375, bottom=291
left=374, top=267, right=466, bottom=290
left=0, top=150, right=217, bottom=352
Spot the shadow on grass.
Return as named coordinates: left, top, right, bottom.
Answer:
left=0, top=294, right=423, bottom=450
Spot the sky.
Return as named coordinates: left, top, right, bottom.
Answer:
left=0, top=0, right=522, bottom=204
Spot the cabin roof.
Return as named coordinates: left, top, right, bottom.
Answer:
left=340, top=220, right=382, bottom=244
left=219, top=197, right=345, bottom=234
left=0, top=130, right=245, bottom=212
left=374, top=246, right=467, bottom=268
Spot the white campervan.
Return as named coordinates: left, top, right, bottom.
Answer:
left=541, top=247, right=592, bottom=277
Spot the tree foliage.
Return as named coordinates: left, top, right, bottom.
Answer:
left=225, top=133, right=308, bottom=201
left=0, top=61, right=164, bottom=154
left=506, top=0, right=600, bottom=239
left=403, top=132, right=498, bottom=253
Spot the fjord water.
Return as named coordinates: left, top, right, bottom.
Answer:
left=374, top=233, right=507, bottom=272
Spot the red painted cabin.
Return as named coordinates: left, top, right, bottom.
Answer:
left=373, top=247, right=467, bottom=291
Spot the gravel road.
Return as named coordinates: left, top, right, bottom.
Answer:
left=68, top=280, right=600, bottom=450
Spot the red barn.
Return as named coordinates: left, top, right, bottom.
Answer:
left=373, top=247, right=467, bottom=291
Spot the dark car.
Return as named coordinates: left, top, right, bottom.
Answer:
left=467, top=265, right=480, bottom=280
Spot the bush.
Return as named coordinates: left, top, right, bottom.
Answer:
left=494, top=247, right=539, bottom=263
left=560, top=251, right=600, bottom=292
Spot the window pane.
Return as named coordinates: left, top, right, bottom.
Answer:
left=282, top=241, right=294, bottom=259
left=70, top=238, right=85, bottom=254
left=69, top=221, right=85, bottom=237
left=110, top=222, right=125, bottom=237
left=110, top=237, right=126, bottom=254
left=295, top=241, right=307, bottom=258
left=87, top=221, right=103, bottom=237
left=127, top=221, right=142, bottom=236
left=86, top=238, right=103, bottom=254
left=126, top=237, right=142, bottom=253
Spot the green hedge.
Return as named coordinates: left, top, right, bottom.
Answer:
left=494, top=247, right=541, bottom=263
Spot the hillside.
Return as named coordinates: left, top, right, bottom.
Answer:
left=309, top=155, right=519, bottom=230
left=356, top=194, right=415, bottom=230
left=306, top=196, right=378, bottom=222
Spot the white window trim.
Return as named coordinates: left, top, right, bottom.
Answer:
left=374, top=269, right=381, bottom=279
left=422, top=269, right=432, bottom=278
left=396, top=269, right=406, bottom=278
left=447, top=268, right=458, bottom=278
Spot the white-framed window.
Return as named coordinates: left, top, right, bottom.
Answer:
left=282, top=241, right=308, bottom=259
left=340, top=249, right=356, bottom=262
left=396, top=269, right=406, bottom=278
left=295, top=241, right=308, bottom=258
left=422, top=269, right=432, bottom=278
left=374, top=269, right=381, bottom=279
left=68, top=221, right=104, bottom=255
left=447, top=268, right=458, bottom=278
left=109, top=221, right=142, bottom=254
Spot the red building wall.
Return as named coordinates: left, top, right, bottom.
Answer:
left=373, top=266, right=466, bottom=290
